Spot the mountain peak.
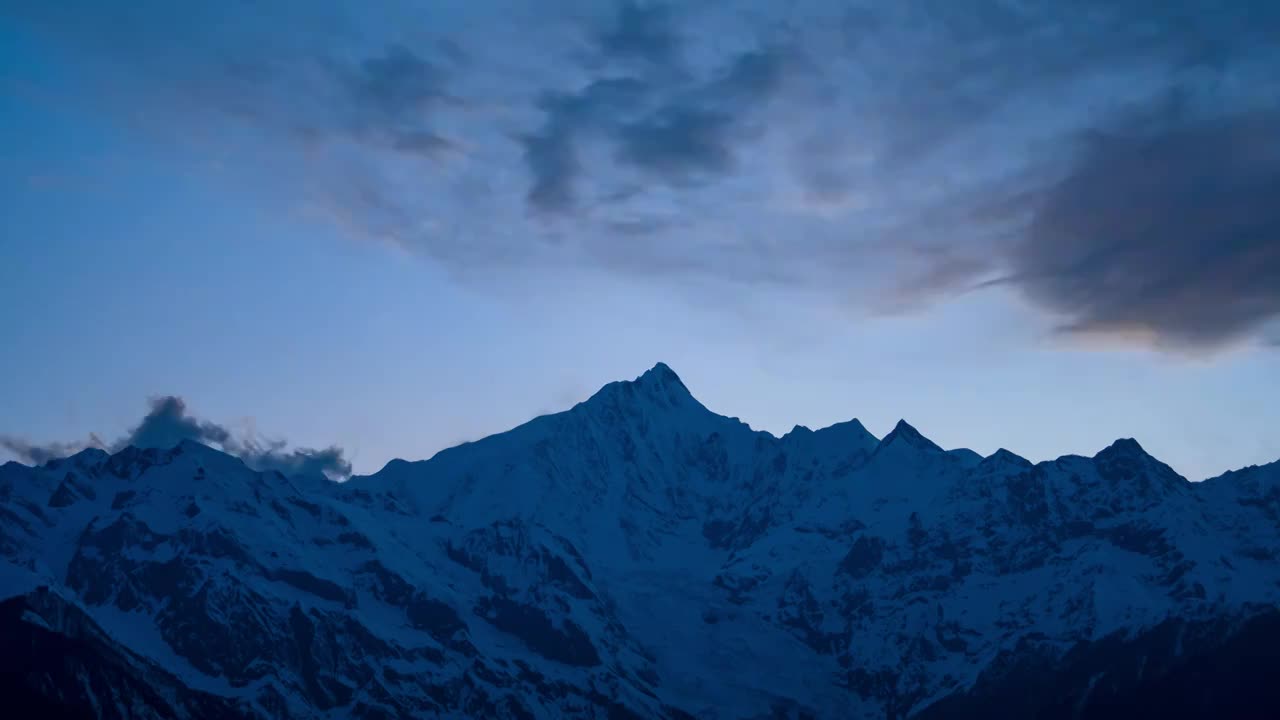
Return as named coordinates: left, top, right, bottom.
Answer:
left=67, top=447, right=109, bottom=465
left=811, top=419, right=878, bottom=449
left=823, top=418, right=870, bottom=436
left=634, top=362, right=691, bottom=395
left=641, top=361, right=679, bottom=380
left=981, top=448, right=1032, bottom=469
left=878, top=419, right=942, bottom=452
left=582, top=362, right=701, bottom=416
left=1095, top=437, right=1149, bottom=459
left=781, top=418, right=879, bottom=458
left=173, top=438, right=215, bottom=454
left=1092, top=436, right=1189, bottom=486
left=630, top=362, right=693, bottom=401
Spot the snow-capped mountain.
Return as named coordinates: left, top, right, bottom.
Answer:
left=3, top=363, right=1279, bottom=719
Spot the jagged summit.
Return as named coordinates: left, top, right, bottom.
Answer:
left=639, top=361, right=682, bottom=384
left=980, top=447, right=1031, bottom=469
left=126, top=438, right=251, bottom=471
left=815, top=418, right=873, bottom=439
left=66, top=446, right=109, bottom=464
left=582, top=362, right=701, bottom=414
left=1095, top=437, right=1148, bottom=458
left=633, top=361, right=694, bottom=399
left=877, top=419, right=942, bottom=452
left=172, top=437, right=232, bottom=458
left=779, top=418, right=879, bottom=462
left=783, top=418, right=875, bottom=441
left=1091, top=436, right=1189, bottom=486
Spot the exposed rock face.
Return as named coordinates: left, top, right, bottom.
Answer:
left=0, top=587, right=256, bottom=720
left=2, top=365, right=1279, bottom=718
left=916, top=609, right=1280, bottom=720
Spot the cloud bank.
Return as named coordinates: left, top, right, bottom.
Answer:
left=8, top=0, right=1279, bottom=351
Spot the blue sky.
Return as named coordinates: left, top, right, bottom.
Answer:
left=1, top=0, right=1277, bottom=481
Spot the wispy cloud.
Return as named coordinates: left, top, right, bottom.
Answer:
left=1, top=435, right=106, bottom=466
left=520, top=41, right=794, bottom=215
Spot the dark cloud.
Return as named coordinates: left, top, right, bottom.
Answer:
left=350, top=44, right=446, bottom=120
left=1007, top=101, right=1280, bottom=350
left=522, top=44, right=793, bottom=214
left=341, top=44, right=453, bottom=156
left=522, top=124, right=578, bottom=213
left=123, top=396, right=233, bottom=450
left=391, top=130, right=452, bottom=156
left=616, top=106, right=736, bottom=180
left=768, top=1, right=1280, bottom=349
left=521, top=77, right=650, bottom=213
left=716, top=47, right=791, bottom=101
left=596, top=1, right=682, bottom=67
left=1, top=396, right=351, bottom=479
left=228, top=438, right=353, bottom=480
left=608, top=47, right=791, bottom=183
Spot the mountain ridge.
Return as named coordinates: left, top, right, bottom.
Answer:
left=350, top=364, right=1207, bottom=485
left=2, top=362, right=1279, bottom=719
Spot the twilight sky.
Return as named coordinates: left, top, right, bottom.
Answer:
left=1, top=0, right=1278, bottom=481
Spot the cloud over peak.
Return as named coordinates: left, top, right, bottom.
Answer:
left=1, top=396, right=352, bottom=479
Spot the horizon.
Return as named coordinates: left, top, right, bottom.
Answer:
left=2, top=1, right=1278, bottom=483
left=2, top=361, right=1265, bottom=483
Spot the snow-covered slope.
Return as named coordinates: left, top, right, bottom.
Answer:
left=2, top=363, right=1278, bottom=719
